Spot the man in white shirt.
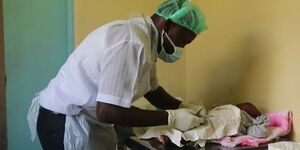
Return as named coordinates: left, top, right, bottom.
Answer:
left=29, top=0, right=208, bottom=149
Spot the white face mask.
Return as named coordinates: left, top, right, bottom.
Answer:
left=158, top=30, right=184, bottom=63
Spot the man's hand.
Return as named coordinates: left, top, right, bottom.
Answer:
left=179, top=101, right=206, bottom=116
left=166, top=108, right=204, bottom=131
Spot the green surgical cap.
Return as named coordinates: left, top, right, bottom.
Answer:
left=156, top=0, right=190, bottom=19
left=156, top=0, right=208, bottom=35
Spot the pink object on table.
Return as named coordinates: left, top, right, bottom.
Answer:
left=216, top=111, right=292, bottom=147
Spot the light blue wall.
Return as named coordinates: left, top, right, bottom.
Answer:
left=3, top=0, right=73, bottom=149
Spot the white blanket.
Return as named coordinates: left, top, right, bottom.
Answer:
left=133, top=103, right=241, bottom=147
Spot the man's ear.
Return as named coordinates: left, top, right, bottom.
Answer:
left=163, top=19, right=173, bottom=31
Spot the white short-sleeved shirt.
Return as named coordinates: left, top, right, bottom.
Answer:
left=39, top=17, right=159, bottom=115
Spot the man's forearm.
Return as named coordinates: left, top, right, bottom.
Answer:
left=96, top=102, right=168, bottom=127
left=144, top=86, right=181, bottom=110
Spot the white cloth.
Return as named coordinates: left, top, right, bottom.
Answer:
left=27, top=95, right=117, bottom=150
left=38, top=17, right=159, bottom=115
left=65, top=108, right=118, bottom=150
left=27, top=93, right=41, bottom=141
left=133, top=105, right=241, bottom=147
left=269, top=141, right=300, bottom=150
left=182, top=105, right=241, bottom=141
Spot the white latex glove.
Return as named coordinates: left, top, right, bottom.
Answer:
left=179, top=101, right=207, bottom=117
left=166, top=108, right=204, bottom=131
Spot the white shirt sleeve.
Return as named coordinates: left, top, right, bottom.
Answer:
left=149, top=63, right=159, bottom=92
left=96, top=40, right=144, bottom=108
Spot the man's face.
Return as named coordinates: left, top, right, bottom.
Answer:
left=162, top=20, right=197, bottom=54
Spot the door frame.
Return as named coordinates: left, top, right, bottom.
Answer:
left=0, top=0, right=7, bottom=149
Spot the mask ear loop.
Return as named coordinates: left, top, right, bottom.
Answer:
left=164, top=31, right=176, bottom=47
left=161, top=30, right=176, bottom=55
left=161, top=19, right=173, bottom=46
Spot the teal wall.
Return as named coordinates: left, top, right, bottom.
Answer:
left=3, top=0, right=73, bottom=149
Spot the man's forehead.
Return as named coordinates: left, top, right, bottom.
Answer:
left=171, top=21, right=196, bottom=36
